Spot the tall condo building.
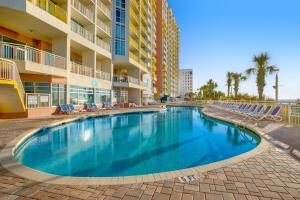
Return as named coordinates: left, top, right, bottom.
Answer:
left=155, top=0, right=180, bottom=99
left=179, top=69, right=193, bottom=97
left=0, top=0, right=178, bottom=118
left=112, top=0, right=157, bottom=105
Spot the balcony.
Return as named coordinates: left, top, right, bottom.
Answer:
left=96, top=70, right=111, bottom=81
left=140, top=48, right=148, bottom=58
left=113, top=75, right=140, bottom=88
left=71, top=0, right=94, bottom=22
left=97, top=0, right=112, bottom=19
left=96, top=37, right=111, bottom=52
left=130, top=8, right=139, bottom=24
left=131, top=0, right=139, bottom=11
left=140, top=36, right=148, bottom=47
left=27, top=0, right=67, bottom=23
left=129, top=52, right=139, bottom=63
left=0, top=42, right=66, bottom=70
left=71, top=62, right=93, bottom=77
left=129, top=38, right=139, bottom=50
left=130, top=23, right=139, bottom=38
left=96, top=19, right=111, bottom=36
left=71, top=20, right=94, bottom=43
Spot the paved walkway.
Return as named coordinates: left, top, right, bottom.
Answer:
left=0, top=107, right=299, bottom=200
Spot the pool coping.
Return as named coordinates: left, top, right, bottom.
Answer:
left=0, top=107, right=270, bottom=185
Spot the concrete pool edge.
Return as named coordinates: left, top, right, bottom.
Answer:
left=0, top=106, right=270, bottom=186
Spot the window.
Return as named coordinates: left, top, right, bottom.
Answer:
left=70, top=86, right=94, bottom=105
left=113, top=88, right=128, bottom=103
left=95, top=89, right=111, bottom=105
left=52, top=84, right=66, bottom=106
left=115, top=0, right=126, bottom=56
left=23, top=82, right=51, bottom=94
left=116, top=0, right=125, bottom=9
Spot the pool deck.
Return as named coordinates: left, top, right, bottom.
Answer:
left=0, top=106, right=300, bottom=200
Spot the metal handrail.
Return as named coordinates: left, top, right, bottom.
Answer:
left=96, top=18, right=111, bottom=36
left=96, top=70, right=111, bottom=81
left=97, top=0, right=112, bottom=18
left=27, top=0, right=67, bottom=23
left=71, top=62, right=93, bottom=77
left=96, top=37, right=111, bottom=52
left=0, top=42, right=66, bottom=69
left=71, top=20, right=95, bottom=43
left=0, top=58, right=25, bottom=97
left=71, top=0, right=94, bottom=21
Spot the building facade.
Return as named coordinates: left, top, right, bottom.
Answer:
left=179, top=69, right=193, bottom=98
left=155, top=0, right=180, bottom=99
left=0, top=0, right=178, bottom=118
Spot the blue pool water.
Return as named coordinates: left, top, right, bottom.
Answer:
left=14, top=107, right=260, bottom=177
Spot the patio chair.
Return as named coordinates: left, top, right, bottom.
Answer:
left=59, top=104, right=69, bottom=114
left=254, top=106, right=282, bottom=122
left=67, top=104, right=80, bottom=114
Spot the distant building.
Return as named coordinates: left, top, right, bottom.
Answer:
left=179, top=69, right=193, bottom=98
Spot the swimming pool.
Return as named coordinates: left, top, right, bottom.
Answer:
left=14, top=107, right=260, bottom=177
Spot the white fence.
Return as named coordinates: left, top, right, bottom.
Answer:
left=0, top=42, right=66, bottom=69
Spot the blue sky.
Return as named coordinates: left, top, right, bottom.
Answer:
left=168, top=0, right=300, bottom=99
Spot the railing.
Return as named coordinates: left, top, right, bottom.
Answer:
left=289, top=105, right=300, bottom=125
left=25, top=93, right=51, bottom=108
left=0, top=59, right=25, bottom=101
left=194, top=100, right=297, bottom=123
left=96, top=37, right=111, bottom=52
left=128, top=76, right=140, bottom=85
left=71, top=20, right=94, bottom=43
left=71, top=0, right=94, bottom=21
left=140, top=48, right=148, bottom=58
left=130, top=8, right=139, bottom=23
left=0, top=42, right=66, bottom=69
left=97, top=0, right=112, bottom=18
left=96, top=70, right=111, bottom=81
left=27, top=0, right=67, bottom=23
left=71, top=62, right=93, bottom=77
left=129, top=37, right=139, bottom=50
left=113, top=75, right=140, bottom=85
left=96, top=18, right=111, bottom=36
left=130, top=23, right=139, bottom=36
left=129, top=52, right=139, bottom=63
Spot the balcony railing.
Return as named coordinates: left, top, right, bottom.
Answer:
left=128, top=76, right=140, bottom=85
left=97, top=0, right=112, bottom=19
left=129, top=52, right=139, bottom=63
left=71, top=62, right=93, bottom=77
left=129, top=38, right=139, bottom=50
left=96, top=19, right=111, bottom=36
left=130, top=23, right=139, bottom=37
left=96, top=37, right=111, bottom=52
left=71, top=0, right=94, bottom=21
left=96, top=70, right=111, bottom=81
left=71, top=20, right=95, bottom=43
left=27, top=0, right=67, bottom=23
left=113, top=75, right=140, bottom=85
left=0, top=42, right=66, bottom=69
left=0, top=58, right=25, bottom=96
left=130, top=8, right=139, bottom=24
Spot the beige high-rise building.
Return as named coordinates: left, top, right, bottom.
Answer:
left=179, top=69, right=193, bottom=97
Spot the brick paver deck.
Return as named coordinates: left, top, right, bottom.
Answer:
left=0, top=107, right=299, bottom=200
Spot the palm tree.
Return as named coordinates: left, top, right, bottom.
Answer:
left=232, top=73, right=247, bottom=99
left=246, top=53, right=279, bottom=100
left=226, top=72, right=234, bottom=97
